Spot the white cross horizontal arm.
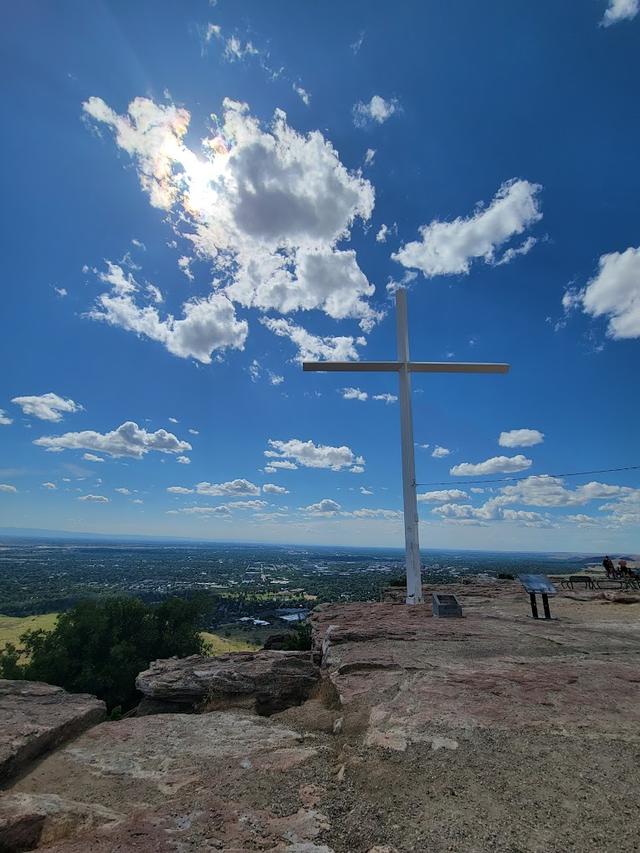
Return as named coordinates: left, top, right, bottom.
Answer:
left=302, top=361, right=510, bottom=374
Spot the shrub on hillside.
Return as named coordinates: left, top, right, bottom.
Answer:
left=0, top=596, right=205, bottom=711
left=279, top=621, right=312, bottom=651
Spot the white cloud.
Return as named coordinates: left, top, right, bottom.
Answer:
left=87, top=263, right=248, bottom=364
left=360, top=486, right=373, bottom=495
left=600, top=489, right=640, bottom=526
left=224, top=36, right=259, bottom=62
left=432, top=497, right=551, bottom=528
left=229, top=248, right=380, bottom=331
left=431, top=445, right=450, bottom=458
left=132, top=498, right=144, bottom=504
left=350, top=465, right=365, bottom=474
left=392, top=179, right=542, bottom=277
left=500, top=509, right=551, bottom=527
left=167, top=486, right=194, bottom=494
left=351, top=31, right=365, bottom=54
left=0, top=484, right=17, bottom=493
left=372, top=393, right=397, bottom=404
left=386, top=269, right=417, bottom=295
left=266, top=438, right=364, bottom=471
left=269, top=372, right=284, bottom=385
left=498, top=429, right=544, bottom=448
left=168, top=417, right=179, bottom=424
left=188, top=428, right=199, bottom=435
left=42, top=482, right=57, bottom=490
left=11, top=393, right=83, bottom=423
left=249, top=359, right=261, bottom=382
left=131, top=238, right=146, bottom=250
left=196, top=479, right=261, bottom=496
left=364, top=148, right=376, bottom=167
left=292, top=83, right=311, bottom=106
left=82, top=95, right=189, bottom=207
left=178, top=256, right=194, bottom=282
left=265, top=460, right=298, bottom=471
left=54, top=287, right=68, bottom=298
left=145, top=283, right=163, bottom=304
left=0, top=410, right=13, bottom=425
left=500, top=475, right=628, bottom=508
left=350, top=507, right=402, bottom=519
left=261, top=317, right=366, bottom=363
left=115, top=487, right=131, bottom=495
left=205, top=22, right=221, bottom=41
left=450, top=455, right=532, bottom=476
left=353, top=95, right=399, bottom=127
left=566, top=246, right=640, bottom=339
left=493, top=236, right=537, bottom=266
left=228, top=499, right=268, bottom=510
left=78, top=494, right=109, bottom=503
left=83, top=96, right=379, bottom=347
left=565, top=514, right=599, bottom=526
left=172, top=505, right=232, bottom=517
left=341, top=387, right=368, bottom=401
left=34, top=421, right=191, bottom=459
left=83, top=453, right=104, bottom=463
left=418, top=489, right=468, bottom=503
left=376, top=223, right=396, bottom=244
left=177, top=456, right=191, bottom=464
left=263, top=483, right=289, bottom=495
left=304, top=498, right=341, bottom=515
left=601, top=0, right=639, bottom=26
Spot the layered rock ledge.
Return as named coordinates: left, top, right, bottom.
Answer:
left=135, top=649, right=320, bottom=715
left=0, top=681, right=105, bottom=787
left=310, top=584, right=640, bottom=748
left=3, top=582, right=640, bottom=851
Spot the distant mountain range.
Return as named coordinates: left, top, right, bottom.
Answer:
left=0, top=526, right=629, bottom=559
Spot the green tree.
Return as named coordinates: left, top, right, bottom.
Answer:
left=279, top=621, right=312, bottom=651
left=0, top=596, right=205, bottom=711
left=0, top=642, right=23, bottom=679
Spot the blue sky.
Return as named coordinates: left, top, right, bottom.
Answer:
left=1, top=0, right=639, bottom=551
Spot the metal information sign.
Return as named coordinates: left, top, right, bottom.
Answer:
left=518, top=574, right=557, bottom=619
left=519, top=574, right=557, bottom=595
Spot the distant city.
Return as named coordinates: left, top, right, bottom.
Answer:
left=0, top=535, right=603, bottom=625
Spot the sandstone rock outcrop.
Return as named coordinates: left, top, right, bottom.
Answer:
left=135, top=650, right=320, bottom=715
left=0, top=680, right=106, bottom=786
left=7, top=711, right=329, bottom=851
left=3, top=585, right=640, bottom=851
left=311, top=588, right=640, bottom=749
left=0, top=793, right=121, bottom=851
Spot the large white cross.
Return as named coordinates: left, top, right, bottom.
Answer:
left=303, top=288, right=510, bottom=605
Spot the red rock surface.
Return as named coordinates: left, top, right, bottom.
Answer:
left=311, top=585, right=640, bottom=748
left=0, top=680, right=106, bottom=786
left=4, top=585, right=640, bottom=852
left=135, top=650, right=319, bottom=715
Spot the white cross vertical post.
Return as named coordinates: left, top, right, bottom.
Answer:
left=395, top=288, right=422, bottom=604
left=303, top=288, right=509, bottom=605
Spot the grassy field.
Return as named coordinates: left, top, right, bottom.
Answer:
left=201, top=624, right=283, bottom=654
left=0, top=614, right=282, bottom=657
left=0, top=613, right=59, bottom=650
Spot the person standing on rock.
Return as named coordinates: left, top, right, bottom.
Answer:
left=602, top=556, right=615, bottom=578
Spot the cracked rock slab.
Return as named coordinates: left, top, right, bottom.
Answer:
left=0, top=680, right=106, bottom=786
left=136, top=650, right=320, bottom=715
